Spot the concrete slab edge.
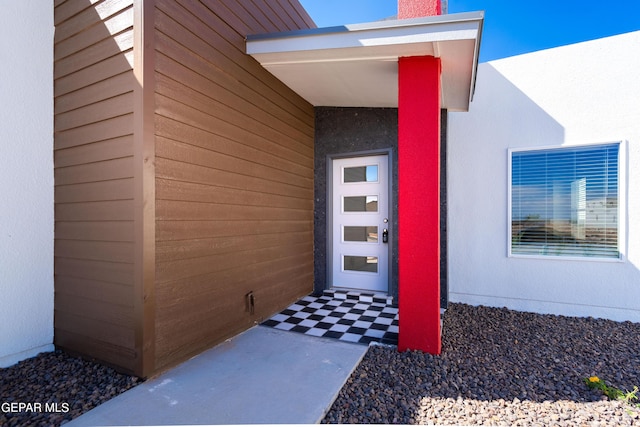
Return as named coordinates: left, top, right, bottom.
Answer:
left=313, top=341, right=370, bottom=423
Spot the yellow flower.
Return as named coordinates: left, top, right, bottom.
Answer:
left=589, top=376, right=600, bottom=383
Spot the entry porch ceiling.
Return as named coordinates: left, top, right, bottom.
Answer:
left=246, top=12, right=483, bottom=111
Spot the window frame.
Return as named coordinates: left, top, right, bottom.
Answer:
left=507, top=141, right=626, bottom=262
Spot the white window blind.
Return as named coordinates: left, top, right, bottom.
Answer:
left=510, top=143, right=619, bottom=259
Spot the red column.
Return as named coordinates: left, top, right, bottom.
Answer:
left=397, top=55, right=442, bottom=354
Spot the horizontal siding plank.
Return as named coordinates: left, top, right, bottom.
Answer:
left=156, top=272, right=311, bottom=372
left=54, top=0, right=142, bottom=376
left=55, top=240, right=134, bottom=264
left=248, top=0, right=295, bottom=33
left=156, top=178, right=312, bottom=211
left=252, top=272, right=313, bottom=314
left=151, top=0, right=315, bottom=374
left=153, top=25, right=312, bottom=141
left=154, top=262, right=312, bottom=369
left=54, top=136, right=133, bottom=168
left=56, top=292, right=134, bottom=328
left=55, top=220, right=134, bottom=242
left=55, top=29, right=133, bottom=80
left=156, top=199, right=312, bottom=222
left=155, top=157, right=312, bottom=200
left=274, top=0, right=314, bottom=29
left=156, top=241, right=312, bottom=284
left=155, top=115, right=312, bottom=179
left=199, top=0, right=266, bottom=36
left=156, top=219, right=311, bottom=241
left=55, top=71, right=135, bottom=114
left=156, top=0, right=246, bottom=64
left=55, top=330, right=137, bottom=375
left=287, top=0, right=317, bottom=28
left=56, top=200, right=134, bottom=222
left=56, top=179, right=134, bottom=203
left=156, top=136, right=311, bottom=189
left=55, top=5, right=133, bottom=60
left=155, top=230, right=311, bottom=263
left=155, top=93, right=311, bottom=166
left=155, top=303, right=249, bottom=363
left=156, top=255, right=312, bottom=303
left=244, top=0, right=314, bottom=32
left=199, top=0, right=307, bottom=42
left=55, top=310, right=135, bottom=350
left=155, top=310, right=243, bottom=373
left=156, top=265, right=313, bottom=311
left=248, top=266, right=313, bottom=312
left=56, top=275, right=133, bottom=308
left=157, top=272, right=313, bottom=321
left=171, top=0, right=314, bottom=127
left=55, top=91, right=134, bottom=132
left=156, top=281, right=249, bottom=321
left=55, top=157, right=134, bottom=185
left=156, top=23, right=313, bottom=135
left=55, top=52, right=134, bottom=97
left=55, top=257, right=134, bottom=286
left=55, top=114, right=134, bottom=150
left=154, top=4, right=313, bottom=132
left=292, top=1, right=318, bottom=29
left=54, top=0, right=103, bottom=26
left=155, top=58, right=313, bottom=148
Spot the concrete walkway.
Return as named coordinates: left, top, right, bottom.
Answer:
left=66, top=326, right=368, bottom=426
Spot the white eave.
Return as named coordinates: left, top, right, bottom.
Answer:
left=246, top=11, right=483, bottom=111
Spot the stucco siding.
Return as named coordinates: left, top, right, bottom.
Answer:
left=0, top=2, right=54, bottom=368
left=448, top=31, right=640, bottom=321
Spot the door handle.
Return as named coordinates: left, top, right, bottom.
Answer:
left=382, top=228, right=388, bottom=243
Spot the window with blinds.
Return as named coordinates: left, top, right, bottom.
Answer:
left=509, top=143, right=620, bottom=259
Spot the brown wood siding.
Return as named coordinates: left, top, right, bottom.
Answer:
left=53, top=0, right=314, bottom=376
left=153, top=0, right=314, bottom=372
left=54, top=0, right=139, bottom=374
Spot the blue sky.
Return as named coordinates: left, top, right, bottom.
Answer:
left=298, top=0, right=640, bottom=62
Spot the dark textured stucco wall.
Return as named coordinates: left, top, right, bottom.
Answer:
left=440, top=109, right=448, bottom=308
left=313, top=107, right=448, bottom=307
left=314, top=107, right=399, bottom=300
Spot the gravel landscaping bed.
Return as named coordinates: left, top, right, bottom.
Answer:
left=0, top=351, right=142, bottom=426
left=323, top=303, right=640, bottom=425
left=2, top=303, right=638, bottom=426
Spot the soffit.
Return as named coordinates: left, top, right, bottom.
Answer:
left=246, top=12, right=484, bottom=111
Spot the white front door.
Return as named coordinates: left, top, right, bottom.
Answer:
left=331, top=154, right=389, bottom=293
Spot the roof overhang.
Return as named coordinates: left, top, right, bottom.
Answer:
left=246, top=11, right=483, bottom=111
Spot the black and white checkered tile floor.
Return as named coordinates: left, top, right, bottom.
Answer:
left=261, top=290, right=399, bottom=346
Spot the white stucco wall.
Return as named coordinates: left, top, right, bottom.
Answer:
left=448, top=31, right=640, bottom=322
left=0, top=3, right=54, bottom=367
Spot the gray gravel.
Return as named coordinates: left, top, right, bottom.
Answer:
left=0, top=350, right=142, bottom=426
left=2, top=303, right=638, bottom=426
left=323, top=303, right=640, bottom=425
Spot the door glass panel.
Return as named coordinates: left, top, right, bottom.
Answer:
left=344, top=226, right=378, bottom=243
left=344, top=255, right=378, bottom=273
left=344, top=165, right=378, bottom=183
left=343, top=195, right=378, bottom=212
